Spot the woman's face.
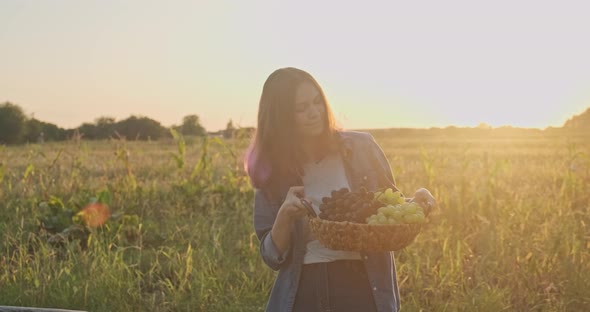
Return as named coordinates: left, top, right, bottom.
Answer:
left=294, top=81, right=326, bottom=138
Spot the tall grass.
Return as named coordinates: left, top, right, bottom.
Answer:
left=0, top=132, right=589, bottom=311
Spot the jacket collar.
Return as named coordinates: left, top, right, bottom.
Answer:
left=335, top=131, right=354, bottom=161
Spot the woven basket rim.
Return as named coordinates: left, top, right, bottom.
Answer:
left=308, top=216, right=423, bottom=228
left=307, top=217, right=422, bottom=252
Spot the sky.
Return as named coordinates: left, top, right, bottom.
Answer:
left=1, top=0, right=590, bottom=131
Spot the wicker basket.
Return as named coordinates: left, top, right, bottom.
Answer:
left=308, top=217, right=421, bottom=252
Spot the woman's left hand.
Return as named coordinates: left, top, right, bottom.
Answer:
left=410, top=188, right=437, bottom=216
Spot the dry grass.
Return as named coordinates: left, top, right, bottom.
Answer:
left=0, top=131, right=588, bottom=311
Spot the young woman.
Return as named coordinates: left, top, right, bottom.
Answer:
left=245, top=67, right=436, bottom=312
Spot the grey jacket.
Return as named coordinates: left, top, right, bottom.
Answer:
left=253, top=131, right=402, bottom=312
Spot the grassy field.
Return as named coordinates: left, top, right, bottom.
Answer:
left=1, top=130, right=589, bottom=311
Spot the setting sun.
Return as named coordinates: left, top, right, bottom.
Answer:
left=1, top=1, right=589, bottom=131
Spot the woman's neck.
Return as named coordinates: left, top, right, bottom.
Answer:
left=301, top=139, right=325, bottom=164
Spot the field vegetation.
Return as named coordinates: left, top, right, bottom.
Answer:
left=1, top=129, right=589, bottom=311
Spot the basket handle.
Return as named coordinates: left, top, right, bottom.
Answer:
left=299, top=198, right=318, bottom=218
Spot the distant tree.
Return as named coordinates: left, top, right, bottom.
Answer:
left=95, top=116, right=116, bottom=139
left=96, top=116, right=116, bottom=124
left=24, top=118, right=43, bottom=143
left=23, top=118, right=66, bottom=142
left=115, top=115, right=167, bottom=140
left=40, top=121, right=67, bottom=141
left=0, top=102, right=27, bottom=144
left=180, top=114, right=206, bottom=136
left=78, top=122, right=99, bottom=139
left=564, top=107, right=590, bottom=129
left=64, top=128, right=78, bottom=140
left=223, top=119, right=236, bottom=139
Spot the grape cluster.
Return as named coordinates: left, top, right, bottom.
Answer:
left=318, top=187, right=383, bottom=223
left=367, top=202, right=426, bottom=225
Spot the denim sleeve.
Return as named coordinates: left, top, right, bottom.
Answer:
left=253, top=189, right=290, bottom=271
left=366, top=133, right=401, bottom=193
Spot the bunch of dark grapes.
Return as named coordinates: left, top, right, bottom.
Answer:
left=318, top=187, right=383, bottom=223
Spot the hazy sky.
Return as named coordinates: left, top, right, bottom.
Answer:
left=1, top=0, right=589, bottom=131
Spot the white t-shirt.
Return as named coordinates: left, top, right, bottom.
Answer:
left=301, top=153, right=361, bottom=264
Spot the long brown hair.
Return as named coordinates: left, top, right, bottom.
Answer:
left=245, top=67, right=340, bottom=199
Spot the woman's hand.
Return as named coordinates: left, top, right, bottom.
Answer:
left=410, top=188, right=437, bottom=215
left=271, top=186, right=310, bottom=255
left=277, top=186, right=310, bottom=222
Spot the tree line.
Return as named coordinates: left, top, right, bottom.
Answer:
left=0, top=102, right=247, bottom=145
left=563, top=107, right=590, bottom=129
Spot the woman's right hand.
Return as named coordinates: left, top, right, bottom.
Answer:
left=277, top=186, right=309, bottom=222
left=270, top=186, right=309, bottom=256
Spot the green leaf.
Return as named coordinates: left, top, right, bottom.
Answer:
left=170, top=127, right=180, bottom=140
left=0, top=163, right=5, bottom=184
left=97, top=189, right=113, bottom=205
left=23, top=163, right=34, bottom=179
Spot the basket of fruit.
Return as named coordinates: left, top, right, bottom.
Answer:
left=306, top=187, right=426, bottom=252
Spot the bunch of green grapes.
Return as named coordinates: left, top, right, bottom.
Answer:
left=318, top=187, right=382, bottom=223
left=366, top=202, right=426, bottom=225
left=373, top=188, right=405, bottom=206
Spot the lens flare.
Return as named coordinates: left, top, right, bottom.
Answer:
left=79, top=203, right=110, bottom=227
